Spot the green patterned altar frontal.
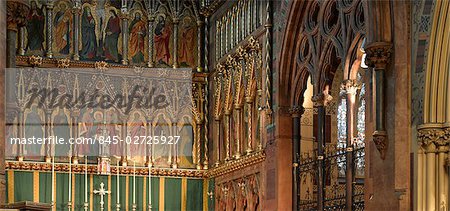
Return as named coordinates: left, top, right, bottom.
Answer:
left=5, top=68, right=193, bottom=158
left=6, top=170, right=209, bottom=211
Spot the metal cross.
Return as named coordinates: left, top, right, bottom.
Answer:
left=93, top=182, right=110, bottom=211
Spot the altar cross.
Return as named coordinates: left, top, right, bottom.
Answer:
left=94, top=182, right=110, bottom=211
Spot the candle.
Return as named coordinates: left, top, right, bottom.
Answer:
left=133, top=160, right=136, bottom=204
left=52, top=156, right=55, bottom=203
left=69, top=156, right=72, bottom=201
left=117, top=160, right=120, bottom=203
left=148, top=162, right=151, bottom=208
left=85, top=157, right=87, bottom=203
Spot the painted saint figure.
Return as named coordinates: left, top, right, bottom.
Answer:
left=129, top=12, right=147, bottom=64
left=26, top=1, right=45, bottom=52
left=54, top=3, right=72, bottom=54
left=80, top=7, right=97, bottom=60
left=24, top=105, right=44, bottom=156
left=79, top=108, right=94, bottom=155
left=53, top=109, right=71, bottom=156
left=154, top=15, right=172, bottom=65
left=179, top=17, right=196, bottom=67
left=104, top=10, right=121, bottom=62
left=128, top=113, right=146, bottom=157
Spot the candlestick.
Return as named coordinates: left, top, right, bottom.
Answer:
left=85, top=157, right=87, bottom=203
left=133, top=160, right=136, bottom=204
left=117, top=160, right=120, bottom=203
left=148, top=162, right=151, bottom=210
left=51, top=156, right=55, bottom=206
left=69, top=156, right=72, bottom=201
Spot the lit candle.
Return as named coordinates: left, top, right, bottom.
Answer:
left=117, top=160, right=120, bottom=203
left=85, top=157, right=87, bottom=203
left=133, top=160, right=136, bottom=204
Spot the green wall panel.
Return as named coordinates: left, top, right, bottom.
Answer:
left=165, top=178, right=182, bottom=210
left=39, top=172, right=51, bottom=204
left=187, top=179, right=203, bottom=211
left=14, top=171, right=33, bottom=202
left=150, top=177, right=160, bottom=211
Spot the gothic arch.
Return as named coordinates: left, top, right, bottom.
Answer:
left=417, top=1, right=450, bottom=210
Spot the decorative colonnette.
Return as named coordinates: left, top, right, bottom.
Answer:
left=417, top=123, right=450, bottom=210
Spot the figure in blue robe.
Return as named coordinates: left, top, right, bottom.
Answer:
left=80, top=7, right=97, bottom=60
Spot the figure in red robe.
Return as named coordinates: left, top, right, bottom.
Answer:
left=179, top=17, right=196, bottom=67
left=154, top=15, right=172, bottom=65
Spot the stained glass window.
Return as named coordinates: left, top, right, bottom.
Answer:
left=337, top=98, right=347, bottom=149
left=337, top=72, right=366, bottom=177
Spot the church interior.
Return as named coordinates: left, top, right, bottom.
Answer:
left=0, top=0, right=448, bottom=210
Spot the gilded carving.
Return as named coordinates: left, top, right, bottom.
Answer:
left=94, top=61, right=109, bottom=70
left=28, top=55, right=43, bottom=67
left=57, top=58, right=71, bottom=68
left=7, top=1, right=29, bottom=31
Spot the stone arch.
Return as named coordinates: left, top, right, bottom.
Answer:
left=422, top=0, right=450, bottom=124
left=417, top=1, right=450, bottom=210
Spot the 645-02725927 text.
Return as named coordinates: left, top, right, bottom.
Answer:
left=8, top=135, right=181, bottom=146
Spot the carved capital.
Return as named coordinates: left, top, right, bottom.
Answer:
left=7, top=1, right=29, bottom=31
left=417, top=125, right=450, bottom=151
left=340, top=79, right=359, bottom=95
left=364, top=42, right=393, bottom=69
left=289, top=106, right=304, bottom=118
left=373, top=130, right=388, bottom=159
left=312, top=93, right=332, bottom=107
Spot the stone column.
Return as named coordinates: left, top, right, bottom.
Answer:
left=364, top=42, right=392, bottom=160
left=438, top=144, right=448, bottom=209
left=121, top=9, right=129, bottom=65
left=290, top=106, right=303, bottom=211
left=72, top=0, right=81, bottom=60
left=417, top=146, right=425, bottom=211
left=426, top=142, right=436, bottom=211
left=45, top=1, right=54, bottom=58
left=341, top=79, right=359, bottom=210
left=172, top=18, right=179, bottom=68
left=312, top=93, right=328, bottom=211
